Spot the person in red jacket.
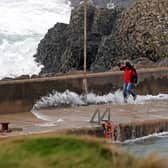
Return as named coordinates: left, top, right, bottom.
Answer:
left=118, top=61, right=137, bottom=103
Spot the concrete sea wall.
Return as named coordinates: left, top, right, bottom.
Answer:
left=65, top=119, right=168, bottom=142
left=0, top=67, right=168, bottom=114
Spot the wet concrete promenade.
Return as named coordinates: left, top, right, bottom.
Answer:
left=0, top=99, right=168, bottom=140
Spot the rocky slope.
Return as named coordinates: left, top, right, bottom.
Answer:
left=91, top=0, right=168, bottom=71
left=34, top=0, right=168, bottom=74
left=35, top=5, right=122, bottom=74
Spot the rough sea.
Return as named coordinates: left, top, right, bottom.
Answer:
left=0, top=0, right=71, bottom=79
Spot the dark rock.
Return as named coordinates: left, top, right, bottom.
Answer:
left=34, top=0, right=168, bottom=74
left=40, top=72, right=57, bottom=78
left=15, top=75, right=30, bottom=80
left=35, top=5, right=122, bottom=74
left=91, top=0, right=168, bottom=71
left=31, top=74, right=40, bottom=79
left=34, top=23, right=69, bottom=74
left=1, top=77, right=14, bottom=81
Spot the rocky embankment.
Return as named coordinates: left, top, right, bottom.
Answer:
left=34, top=0, right=168, bottom=74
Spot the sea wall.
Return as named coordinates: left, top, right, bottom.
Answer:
left=0, top=67, right=167, bottom=114
left=118, top=119, right=168, bottom=141
left=65, top=119, right=168, bottom=142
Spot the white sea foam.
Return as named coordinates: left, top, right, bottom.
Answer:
left=32, top=90, right=168, bottom=110
left=0, top=0, right=71, bottom=79
left=0, top=0, right=71, bottom=35
left=0, top=38, right=43, bottom=79
left=32, top=110, right=56, bottom=122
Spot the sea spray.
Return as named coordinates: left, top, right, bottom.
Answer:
left=31, top=89, right=124, bottom=122
left=32, top=90, right=168, bottom=110
left=31, top=90, right=168, bottom=122
left=0, top=0, right=71, bottom=79
left=32, top=89, right=123, bottom=110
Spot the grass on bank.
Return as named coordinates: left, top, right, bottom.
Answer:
left=0, top=134, right=166, bottom=168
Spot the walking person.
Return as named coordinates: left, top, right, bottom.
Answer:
left=118, top=61, right=138, bottom=103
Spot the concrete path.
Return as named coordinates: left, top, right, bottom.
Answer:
left=0, top=99, right=168, bottom=138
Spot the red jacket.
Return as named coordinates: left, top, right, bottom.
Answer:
left=123, top=68, right=133, bottom=83
left=120, top=65, right=137, bottom=83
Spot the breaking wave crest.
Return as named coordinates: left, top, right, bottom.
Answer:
left=32, top=89, right=168, bottom=110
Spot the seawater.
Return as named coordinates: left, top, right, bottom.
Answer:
left=122, top=135, right=168, bottom=159
left=0, top=0, right=71, bottom=79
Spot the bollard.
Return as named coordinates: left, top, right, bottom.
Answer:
left=0, top=122, right=10, bottom=132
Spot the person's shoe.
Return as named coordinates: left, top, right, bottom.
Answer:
left=133, top=95, right=137, bottom=101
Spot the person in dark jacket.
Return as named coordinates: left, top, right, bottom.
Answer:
left=118, top=61, right=137, bottom=103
